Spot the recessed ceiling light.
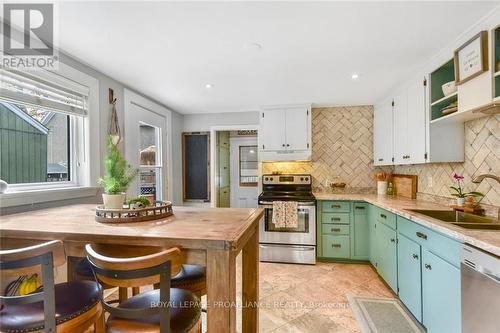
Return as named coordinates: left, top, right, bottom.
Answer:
left=205, top=83, right=214, bottom=89
left=351, top=73, right=360, bottom=80
left=244, top=42, right=262, bottom=51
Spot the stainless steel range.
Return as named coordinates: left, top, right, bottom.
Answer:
left=258, top=174, right=316, bottom=264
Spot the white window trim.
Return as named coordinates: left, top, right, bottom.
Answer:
left=0, top=62, right=100, bottom=205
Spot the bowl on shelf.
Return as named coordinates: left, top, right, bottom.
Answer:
left=442, top=81, right=457, bottom=97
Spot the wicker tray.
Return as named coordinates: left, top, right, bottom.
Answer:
left=95, top=201, right=173, bottom=223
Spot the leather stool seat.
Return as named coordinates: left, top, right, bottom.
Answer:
left=171, top=265, right=206, bottom=293
left=0, top=280, right=100, bottom=333
left=106, top=288, right=201, bottom=333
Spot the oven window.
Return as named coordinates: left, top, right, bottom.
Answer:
left=264, top=208, right=309, bottom=233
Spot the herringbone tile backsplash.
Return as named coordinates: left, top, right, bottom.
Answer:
left=262, top=108, right=500, bottom=207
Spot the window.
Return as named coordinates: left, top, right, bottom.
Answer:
left=0, top=68, right=89, bottom=188
left=239, top=145, right=258, bottom=186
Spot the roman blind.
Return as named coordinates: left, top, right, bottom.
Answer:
left=0, top=68, right=89, bottom=116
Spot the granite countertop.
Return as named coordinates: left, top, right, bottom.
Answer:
left=314, top=193, right=500, bottom=257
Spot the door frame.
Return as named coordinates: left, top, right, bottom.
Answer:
left=209, top=125, right=259, bottom=207
left=124, top=89, right=173, bottom=202
left=229, top=136, right=258, bottom=208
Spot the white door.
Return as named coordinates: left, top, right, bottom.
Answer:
left=124, top=102, right=167, bottom=202
left=393, top=90, right=408, bottom=165
left=260, top=109, right=286, bottom=151
left=285, top=107, right=309, bottom=150
left=406, top=77, right=427, bottom=164
left=230, top=136, right=258, bottom=208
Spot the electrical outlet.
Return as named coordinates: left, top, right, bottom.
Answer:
left=428, top=175, right=433, bottom=188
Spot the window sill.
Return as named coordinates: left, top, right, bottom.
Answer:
left=0, top=186, right=100, bottom=208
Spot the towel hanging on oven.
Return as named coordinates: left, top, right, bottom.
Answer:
left=272, top=201, right=299, bottom=228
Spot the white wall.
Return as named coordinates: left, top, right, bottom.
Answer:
left=183, top=111, right=259, bottom=132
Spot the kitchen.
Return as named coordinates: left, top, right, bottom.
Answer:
left=1, top=1, right=500, bottom=333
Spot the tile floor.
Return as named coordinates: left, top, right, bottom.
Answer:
left=100, top=258, right=394, bottom=333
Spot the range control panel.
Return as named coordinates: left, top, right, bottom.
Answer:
left=262, top=174, right=311, bottom=185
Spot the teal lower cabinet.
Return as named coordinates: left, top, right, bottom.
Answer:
left=375, top=220, right=398, bottom=292
left=368, top=205, right=378, bottom=267
left=422, top=249, right=461, bottom=333
left=397, top=233, right=422, bottom=322
left=322, top=234, right=350, bottom=258
left=351, top=202, right=369, bottom=260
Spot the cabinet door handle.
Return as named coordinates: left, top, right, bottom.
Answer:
left=286, top=144, right=290, bottom=147
left=416, top=231, right=427, bottom=240
left=390, top=238, right=395, bottom=243
left=412, top=254, right=419, bottom=259
left=424, top=264, right=432, bottom=270
left=380, top=214, right=387, bottom=219
left=282, top=144, right=286, bottom=147
left=355, top=206, right=365, bottom=210
left=331, top=217, right=341, bottom=221
left=378, top=158, right=383, bottom=162
left=331, top=228, right=341, bottom=232
left=332, top=244, right=341, bottom=248
left=331, top=204, right=341, bottom=208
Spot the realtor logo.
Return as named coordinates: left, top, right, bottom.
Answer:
left=1, top=2, right=58, bottom=69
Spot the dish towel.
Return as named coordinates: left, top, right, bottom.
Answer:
left=272, top=201, right=299, bottom=229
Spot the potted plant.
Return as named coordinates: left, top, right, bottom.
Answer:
left=450, top=173, right=483, bottom=206
left=98, top=135, right=139, bottom=209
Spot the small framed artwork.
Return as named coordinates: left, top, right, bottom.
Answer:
left=454, top=31, right=489, bottom=85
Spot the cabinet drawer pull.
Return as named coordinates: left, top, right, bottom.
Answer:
left=331, top=217, right=341, bottom=221
left=380, top=214, right=387, bottom=219
left=331, top=244, right=341, bottom=248
left=355, top=206, right=365, bottom=210
left=424, top=264, right=432, bottom=270
left=331, top=228, right=341, bottom=232
left=416, top=231, right=428, bottom=240
left=331, top=205, right=341, bottom=209
left=412, top=254, right=419, bottom=259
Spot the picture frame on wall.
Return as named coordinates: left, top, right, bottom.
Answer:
left=454, top=31, right=488, bottom=85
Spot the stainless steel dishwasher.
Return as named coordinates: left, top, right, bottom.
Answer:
left=461, top=244, right=500, bottom=333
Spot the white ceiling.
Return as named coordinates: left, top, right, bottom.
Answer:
left=58, top=1, right=499, bottom=114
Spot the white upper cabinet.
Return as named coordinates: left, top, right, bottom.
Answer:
left=393, top=89, right=408, bottom=165
left=373, top=98, right=394, bottom=166
left=259, top=104, right=311, bottom=161
left=405, top=78, right=427, bottom=164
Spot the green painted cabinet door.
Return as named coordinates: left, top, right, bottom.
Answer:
left=422, top=249, right=461, bottom=333
left=397, top=233, right=422, bottom=322
left=351, top=202, right=369, bottom=260
left=368, top=205, right=378, bottom=267
left=376, top=221, right=398, bottom=292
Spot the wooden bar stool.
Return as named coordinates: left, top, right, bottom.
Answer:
left=85, top=243, right=201, bottom=333
left=0, top=240, right=104, bottom=333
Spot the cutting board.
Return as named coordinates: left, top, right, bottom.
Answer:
left=392, top=174, right=417, bottom=199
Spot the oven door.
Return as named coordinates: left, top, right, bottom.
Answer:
left=259, top=201, right=316, bottom=245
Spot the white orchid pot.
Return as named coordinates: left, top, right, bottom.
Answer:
left=456, top=197, right=465, bottom=206
left=102, top=193, right=126, bottom=209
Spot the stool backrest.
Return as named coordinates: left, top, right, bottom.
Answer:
left=85, top=244, right=181, bottom=333
left=0, top=240, right=66, bottom=333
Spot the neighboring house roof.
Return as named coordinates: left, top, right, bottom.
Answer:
left=0, top=101, right=49, bottom=135
left=48, top=163, right=68, bottom=174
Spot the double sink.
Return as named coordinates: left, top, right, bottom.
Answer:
left=407, top=209, right=500, bottom=231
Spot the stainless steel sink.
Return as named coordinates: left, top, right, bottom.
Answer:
left=407, top=209, right=500, bottom=231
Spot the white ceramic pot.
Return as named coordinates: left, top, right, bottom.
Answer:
left=102, top=193, right=126, bottom=209
left=377, top=181, right=387, bottom=195
left=456, top=197, right=465, bottom=206
left=0, top=179, right=8, bottom=194
left=442, top=81, right=457, bottom=96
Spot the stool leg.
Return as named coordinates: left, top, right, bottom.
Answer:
left=119, top=287, right=128, bottom=303
left=132, top=287, right=140, bottom=296
left=94, top=310, right=105, bottom=333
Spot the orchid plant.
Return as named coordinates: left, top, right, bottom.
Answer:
left=450, top=173, right=484, bottom=199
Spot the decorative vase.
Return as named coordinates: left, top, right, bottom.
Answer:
left=456, top=197, right=465, bottom=206
left=0, top=179, right=8, bottom=194
left=102, top=193, right=126, bottom=209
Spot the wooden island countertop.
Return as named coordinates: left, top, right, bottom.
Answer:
left=0, top=204, right=264, bottom=333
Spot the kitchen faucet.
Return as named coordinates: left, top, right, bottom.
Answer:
left=472, top=174, right=500, bottom=220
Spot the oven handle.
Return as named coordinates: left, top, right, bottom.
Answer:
left=259, top=244, right=316, bottom=251
left=259, top=201, right=316, bottom=206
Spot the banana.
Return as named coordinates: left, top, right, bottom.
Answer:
left=18, top=277, right=27, bottom=296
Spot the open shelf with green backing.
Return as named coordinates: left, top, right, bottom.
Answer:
left=494, top=25, right=500, bottom=100
left=430, top=59, right=457, bottom=121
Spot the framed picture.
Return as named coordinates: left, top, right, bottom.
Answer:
left=454, top=31, right=488, bottom=85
